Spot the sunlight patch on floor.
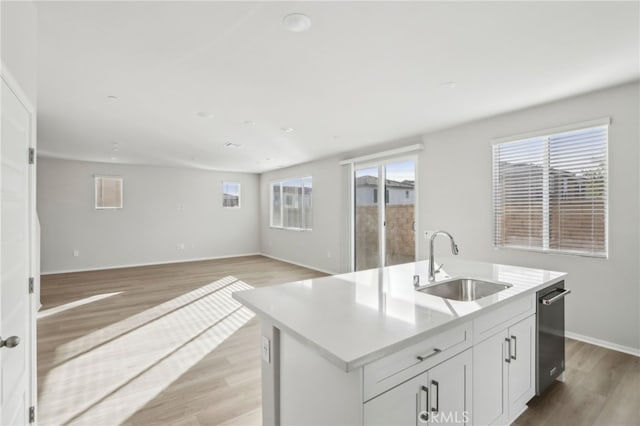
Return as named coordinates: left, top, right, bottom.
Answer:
left=38, top=276, right=255, bottom=426
left=38, top=292, right=124, bottom=319
left=50, top=276, right=239, bottom=364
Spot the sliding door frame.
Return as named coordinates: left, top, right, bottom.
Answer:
left=351, top=154, right=418, bottom=271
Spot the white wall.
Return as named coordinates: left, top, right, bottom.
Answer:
left=260, top=82, right=640, bottom=352
left=420, top=82, right=639, bottom=353
left=260, top=157, right=348, bottom=274
left=37, top=158, right=260, bottom=273
left=1, top=1, right=38, bottom=106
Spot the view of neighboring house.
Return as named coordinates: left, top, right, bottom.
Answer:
left=223, top=193, right=239, bottom=207
left=355, top=175, right=415, bottom=206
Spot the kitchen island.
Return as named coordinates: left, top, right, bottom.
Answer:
left=233, top=258, right=566, bottom=426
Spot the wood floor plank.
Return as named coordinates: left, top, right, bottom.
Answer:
left=594, top=356, right=640, bottom=426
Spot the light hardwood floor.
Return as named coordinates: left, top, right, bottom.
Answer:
left=38, top=256, right=639, bottom=426
left=38, top=255, right=325, bottom=426
left=514, top=339, right=639, bottom=426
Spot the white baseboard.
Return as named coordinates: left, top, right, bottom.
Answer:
left=40, top=253, right=262, bottom=276
left=259, top=253, right=337, bottom=276
left=566, top=331, right=640, bottom=357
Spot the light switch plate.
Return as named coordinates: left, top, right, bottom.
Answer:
left=261, top=336, right=271, bottom=364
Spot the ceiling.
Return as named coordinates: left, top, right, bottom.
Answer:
left=36, top=1, right=639, bottom=173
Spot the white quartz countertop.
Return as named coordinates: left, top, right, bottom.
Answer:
left=233, top=258, right=566, bottom=372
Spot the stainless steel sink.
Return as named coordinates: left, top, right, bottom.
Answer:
left=417, top=278, right=512, bottom=301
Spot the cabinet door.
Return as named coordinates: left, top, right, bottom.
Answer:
left=473, top=330, right=508, bottom=425
left=363, top=371, right=428, bottom=426
left=428, top=349, right=472, bottom=426
left=507, top=314, right=536, bottom=420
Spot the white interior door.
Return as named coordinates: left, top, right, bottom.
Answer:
left=1, top=77, right=33, bottom=425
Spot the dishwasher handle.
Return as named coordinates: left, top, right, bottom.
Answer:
left=541, top=288, right=571, bottom=305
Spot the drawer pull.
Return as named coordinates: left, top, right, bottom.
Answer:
left=416, top=348, right=441, bottom=362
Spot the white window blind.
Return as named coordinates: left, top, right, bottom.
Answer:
left=493, top=123, right=608, bottom=257
left=270, top=176, right=313, bottom=230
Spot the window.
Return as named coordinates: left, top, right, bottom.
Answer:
left=492, top=121, right=608, bottom=257
left=222, top=181, right=241, bottom=208
left=95, top=176, right=123, bottom=209
left=270, top=176, right=312, bottom=230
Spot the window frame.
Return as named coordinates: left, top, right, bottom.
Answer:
left=270, top=176, right=313, bottom=231
left=491, top=118, right=610, bottom=258
left=222, top=181, right=241, bottom=209
left=94, top=175, right=123, bottom=210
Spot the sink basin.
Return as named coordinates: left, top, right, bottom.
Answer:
left=417, top=278, right=512, bottom=301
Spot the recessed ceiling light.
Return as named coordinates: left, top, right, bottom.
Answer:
left=265, top=157, right=272, bottom=161
left=441, top=81, right=457, bottom=88
left=223, top=142, right=242, bottom=149
left=112, top=147, right=119, bottom=152
left=281, top=127, right=294, bottom=133
left=197, top=111, right=215, bottom=119
left=107, top=95, right=118, bottom=100
left=283, top=13, right=312, bottom=33
left=111, top=156, right=118, bottom=161
left=244, top=120, right=257, bottom=126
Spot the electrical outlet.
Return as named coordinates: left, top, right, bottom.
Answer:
left=73, top=249, right=80, bottom=257
left=177, top=243, right=185, bottom=250
left=261, top=336, right=271, bottom=363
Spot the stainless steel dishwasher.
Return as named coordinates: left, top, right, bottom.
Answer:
left=536, top=280, right=571, bottom=395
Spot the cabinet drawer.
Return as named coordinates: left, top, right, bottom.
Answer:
left=473, top=294, right=535, bottom=344
left=363, top=322, right=471, bottom=401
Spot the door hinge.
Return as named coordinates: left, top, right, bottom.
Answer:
left=29, top=406, right=35, bottom=423
left=28, top=147, right=35, bottom=165
left=29, top=277, right=34, bottom=294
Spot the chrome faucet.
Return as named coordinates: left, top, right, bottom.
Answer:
left=428, top=231, right=459, bottom=282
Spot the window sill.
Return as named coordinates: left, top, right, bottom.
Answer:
left=494, top=245, right=607, bottom=259
left=269, top=226, right=313, bottom=232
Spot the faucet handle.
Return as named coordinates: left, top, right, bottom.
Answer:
left=434, top=263, right=444, bottom=274
left=413, top=275, right=420, bottom=288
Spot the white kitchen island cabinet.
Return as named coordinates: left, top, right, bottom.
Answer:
left=233, top=258, right=566, bottom=426
left=364, top=349, right=472, bottom=426
left=473, top=314, right=536, bottom=425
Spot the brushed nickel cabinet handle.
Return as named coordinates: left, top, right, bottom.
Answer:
left=511, top=335, right=517, bottom=360
left=416, top=348, right=441, bottom=362
left=419, top=385, right=429, bottom=422
left=431, top=380, right=439, bottom=414
left=505, top=338, right=511, bottom=363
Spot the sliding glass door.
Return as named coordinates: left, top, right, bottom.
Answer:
left=354, top=159, right=416, bottom=271
left=354, top=166, right=381, bottom=270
